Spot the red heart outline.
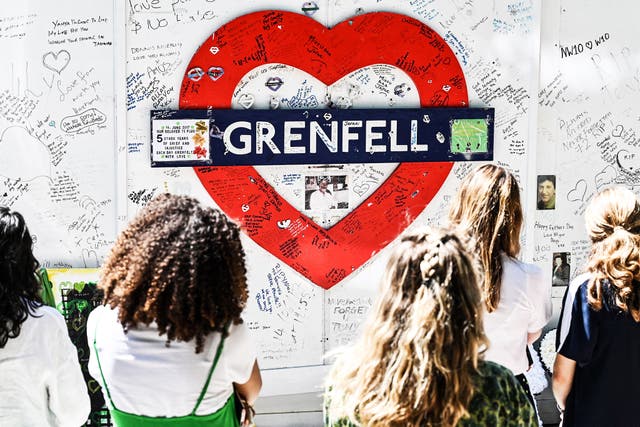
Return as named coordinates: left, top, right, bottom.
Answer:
left=180, top=11, right=468, bottom=289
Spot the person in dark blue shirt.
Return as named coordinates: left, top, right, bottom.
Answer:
left=553, top=186, right=640, bottom=427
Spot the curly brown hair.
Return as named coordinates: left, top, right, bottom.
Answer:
left=99, top=193, right=248, bottom=353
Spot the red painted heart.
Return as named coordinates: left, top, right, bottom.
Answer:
left=180, top=11, right=468, bottom=289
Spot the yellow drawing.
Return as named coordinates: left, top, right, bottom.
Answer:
left=192, top=132, right=206, bottom=146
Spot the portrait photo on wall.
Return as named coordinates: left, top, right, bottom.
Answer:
left=537, top=174, right=556, bottom=210
left=552, top=252, right=571, bottom=287
left=304, top=175, right=349, bottom=212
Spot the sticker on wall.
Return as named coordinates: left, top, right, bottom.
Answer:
left=151, top=119, right=211, bottom=165
left=179, top=11, right=474, bottom=290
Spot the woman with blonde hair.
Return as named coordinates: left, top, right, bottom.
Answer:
left=553, top=187, right=640, bottom=426
left=324, top=227, right=536, bottom=426
left=448, top=164, right=551, bottom=407
left=88, top=194, right=261, bottom=426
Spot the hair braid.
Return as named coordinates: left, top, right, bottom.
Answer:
left=326, top=227, right=487, bottom=426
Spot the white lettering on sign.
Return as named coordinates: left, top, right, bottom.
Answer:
left=222, top=119, right=427, bottom=155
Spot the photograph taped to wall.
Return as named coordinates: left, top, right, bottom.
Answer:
left=537, top=175, right=556, bottom=210
left=304, top=174, right=349, bottom=211
left=450, top=118, right=489, bottom=154
left=552, top=252, right=571, bottom=287
left=303, top=173, right=350, bottom=229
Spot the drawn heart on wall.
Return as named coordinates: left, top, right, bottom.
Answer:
left=180, top=11, right=468, bottom=289
left=42, top=50, right=71, bottom=74
left=616, top=149, right=640, bottom=175
left=595, top=165, right=618, bottom=190
left=567, top=179, right=587, bottom=202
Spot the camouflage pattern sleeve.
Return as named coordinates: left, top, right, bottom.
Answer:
left=461, top=361, right=537, bottom=426
left=323, top=387, right=359, bottom=427
left=324, top=362, right=537, bottom=426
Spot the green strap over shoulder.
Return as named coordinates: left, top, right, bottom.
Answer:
left=191, top=326, right=228, bottom=415
left=37, top=268, right=57, bottom=308
left=93, top=317, right=230, bottom=417
left=93, top=316, right=115, bottom=406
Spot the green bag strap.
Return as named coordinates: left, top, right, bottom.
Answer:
left=37, top=268, right=56, bottom=308
left=93, top=316, right=229, bottom=415
left=191, top=325, right=228, bottom=415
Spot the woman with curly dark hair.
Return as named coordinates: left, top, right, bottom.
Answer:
left=88, top=194, right=261, bottom=426
left=0, top=207, right=89, bottom=426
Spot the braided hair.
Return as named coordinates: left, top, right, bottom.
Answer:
left=326, top=227, right=487, bottom=426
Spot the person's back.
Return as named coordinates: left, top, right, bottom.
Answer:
left=88, top=194, right=261, bottom=426
left=553, top=186, right=640, bottom=427
left=88, top=305, right=255, bottom=419
left=1, top=304, right=89, bottom=427
left=560, top=281, right=640, bottom=426
left=448, top=164, right=552, bottom=409
left=461, top=361, right=537, bottom=426
left=326, top=360, right=534, bottom=427
left=0, top=207, right=89, bottom=427
left=483, top=254, right=548, bottom=375
left=324, top=227, right=536, bottom=427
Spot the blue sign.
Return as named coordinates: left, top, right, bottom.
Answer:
left=150, top=108, right=494, bottom=167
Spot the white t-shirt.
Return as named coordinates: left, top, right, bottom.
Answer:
left=309, top=190, right=336, bottom=211
left=483, top=254, right=552, bottom=375
left=0, top=304, right=90, bottom=427
left=87, top=305, right=256, bottom=417
left=556, top=272, right=590, bottom=350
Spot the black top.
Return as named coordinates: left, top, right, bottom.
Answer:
left=560, top=280, right=640, bottom=427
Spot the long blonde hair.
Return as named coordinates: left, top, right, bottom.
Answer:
left=584, top=187, right=640, bottom=320
left=325, top=227, right=487, bottom=427
left=448, top=164, right=523, bottom=312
